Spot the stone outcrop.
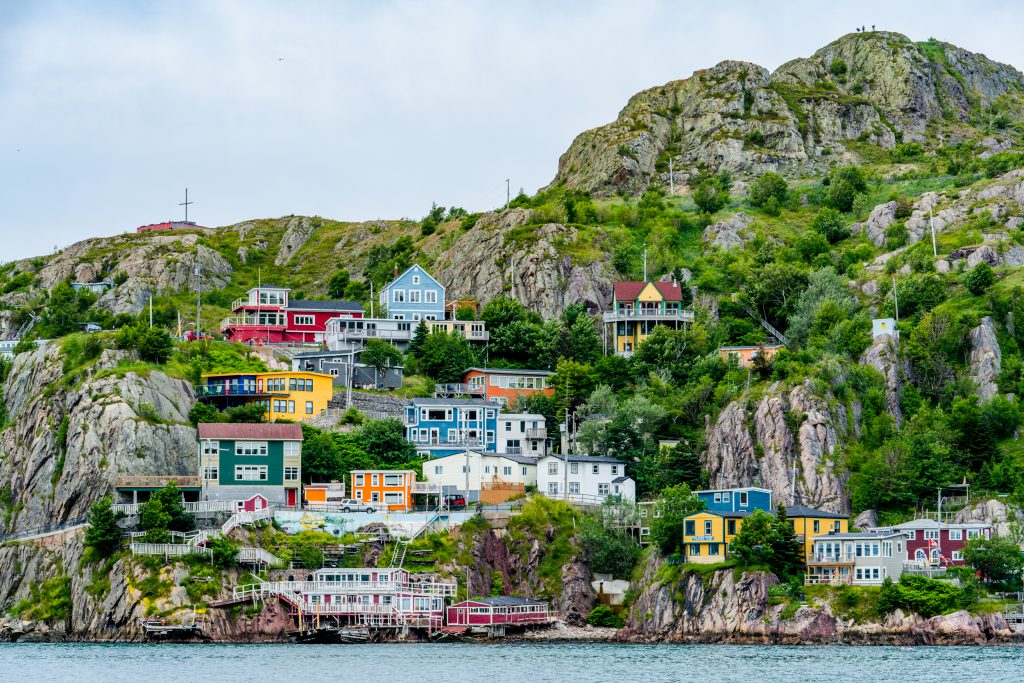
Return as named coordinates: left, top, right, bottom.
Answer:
left=619, top=551, right=1020, bottom=645
left=274, top=216, right=317, bottom=266
left=968, top=316, right=1001, bottom=402
left=703, top=212, right=754, bottom=250
left=954, top=499, right=1024, bottom=538
left=856, top=201, right=897, bottom=248
left=550, top=32, right=1024, bottom=196
left=703, top=380, right=849, bottom=513
left=860, top=333, right=906, bottom=425
left=432, top=210, right=616, bottom=319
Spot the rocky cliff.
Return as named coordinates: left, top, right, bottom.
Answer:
left=620, top=550, right=1019, bottom=645
left=550, top=32, right=1024, bottom=196
left=703, top=380, right=851, bottom=513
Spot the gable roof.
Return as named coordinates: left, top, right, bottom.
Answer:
left=543, top=454, right=626, bottom=465
left=684, top=509, right=751, bottom=519
left=411, top=397, right=498, bottom=407
left=197, top=423, right=303, bottom=441
left=696, top=486, right=773, bottom=496
left=784, top=504, right=847, bottom=520
left=288, top=299, right=364, bottom=312
left=613, top=280, right=684, bottom=302
left=465, top=596, right=547, bottom=607
left=464, top=367, right=553, bottom=377
left=813, top=531, right=910, bottom=541
left=383, top=264, right=445, bottom=292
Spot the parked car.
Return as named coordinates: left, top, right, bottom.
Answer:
left=444, top=495, right=467, bottom=510
left=335, top=499, right=378, bottom=513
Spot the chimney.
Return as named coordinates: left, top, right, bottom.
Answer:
left=393, top=264, right=399, bottom=279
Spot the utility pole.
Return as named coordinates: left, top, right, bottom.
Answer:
left=370, top=280, right=375, bottom=318
left=669, top=158, right=675, bottom=195
left=891, top=275, right=900, bottom=322
left=149, top=291, right=153, bottom=328
left=195, top=265, right=202, bottom=337
left=930, top=207, right=937, bottom=257
left=643, top=248, right=648, bottom=282
left=179, top=188, right=194, bottom=224
left=505, top=179, right=510, bottom=210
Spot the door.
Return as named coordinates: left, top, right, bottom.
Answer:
left=286, top=489, right=296, bottom=507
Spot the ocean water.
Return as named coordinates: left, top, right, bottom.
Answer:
left=2, top=642, right=1022, bottom=682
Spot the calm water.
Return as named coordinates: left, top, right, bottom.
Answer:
left=1, top=642, right=1022, bottom=682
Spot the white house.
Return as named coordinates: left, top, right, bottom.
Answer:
left=872, top=318, right=898, bottom=339
left=496, top=413, right=548, bottom=458
left=423, top=450, right=537, bottom=502
left=536, top=454, right=635, bottom=503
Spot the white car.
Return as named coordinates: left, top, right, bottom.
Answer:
left=334, top=499, right=379, bottom=513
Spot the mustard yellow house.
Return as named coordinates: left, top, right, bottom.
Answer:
left=602, top=280, right=694, bottom=357
left=681, top=510, right=748, bottom=564
left=785, top=504, right=849, bottom=562
left=197, top=370, right=334, bottom=422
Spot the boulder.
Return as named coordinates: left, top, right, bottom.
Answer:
left=703, top=212, right=754, bottom=250
left=968, top=316, right=1001, bottom=402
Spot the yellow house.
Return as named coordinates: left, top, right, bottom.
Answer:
left=198, top=370, right=334, bottom=422
left=681, top=510, right=748, bottom=564
left=602, top=280, right=693, bottom=357
left=785, top=504, right=849, bottom=562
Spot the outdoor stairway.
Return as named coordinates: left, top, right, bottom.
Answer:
left=129, top=506, right=278, bottom=565
left=738, top=302, right=788, bottom=346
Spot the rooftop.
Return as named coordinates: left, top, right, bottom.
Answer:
left=462, top=596, right=547, bottom=607
left=202, top=370, right=333, bottom=379
left=696, top=486, right=773, bottom=495
left=544, top=454, right=627, bottom=465
left=685, top=509, right=751, bottom=518
left=813, top=531, right=910, bottom=541
left=877, top=519, right=992, bottom=530
left=288, top=299, right=364, bottom=312
left=410, top=397, right=498, bottom=407
left=613, top=280, right=684, bottom=302
left=720, top=344, right=786, bottom=351
left=197, top=423, right=303, bottom=441
left=464, top=367, right=553, bottom=377
left=784, top=504, right=848, bottom=520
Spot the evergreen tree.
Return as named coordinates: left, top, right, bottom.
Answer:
left=408, top=320, right=429, bottom=355
left=84, top=495, right=121, bottom=558
left=150, top=482, right=194, bottom=532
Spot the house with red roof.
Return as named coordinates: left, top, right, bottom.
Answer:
left=602, top=280, right=694, bottom=356
left=196, top=422, right=304, bottom=507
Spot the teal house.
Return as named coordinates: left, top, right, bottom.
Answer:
left=197, top=423, right=303, bottom=508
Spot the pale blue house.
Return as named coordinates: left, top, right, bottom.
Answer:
left=696, top=487, right=773, bottom=514
left=405, top=398, right=499, bottom=458
left=379, top=265, right=446, bottom=321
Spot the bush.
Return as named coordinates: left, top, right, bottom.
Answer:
left=586, top=604, right=624, bottom=628
left=825, top=165, right=867, bottom=212
left=84, top=496, right=121, bottom=558
left=877, top=574, right=973, bottom=617
left=693, top=179, right=729, bottom=214
left=811, top=207, right=850, bottom=244
left=136, top=328, right=173, bottom=364
left=206, top=535, right=239, bottom=568
left=963, top=262, right=995, bottom=295
left=749, top=172, right=788, bottom=208
left=829, top=58, right=847, bottom=77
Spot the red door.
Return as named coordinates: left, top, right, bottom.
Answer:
left=286, top=489, right=296, bottom=507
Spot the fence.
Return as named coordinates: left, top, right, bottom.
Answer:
left=0, top=517, right=86, bottom=543
left=112, top=500, right=236, bottom=516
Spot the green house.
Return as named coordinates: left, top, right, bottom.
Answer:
left=198, top=422, right=303, bottom=508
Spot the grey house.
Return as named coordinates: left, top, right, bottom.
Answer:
left=806, top=531, right=911, bottom=586
left=292, top=348, right=403, bottom=390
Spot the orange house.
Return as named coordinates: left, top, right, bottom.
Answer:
left=350, top=470, right=415, bottom=512
left=719, top=344, right=784, bottom=368
left=462, top=368, right=554, bottom=408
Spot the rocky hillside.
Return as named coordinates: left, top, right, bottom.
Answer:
left=550, top=32, right=1024, bottom=196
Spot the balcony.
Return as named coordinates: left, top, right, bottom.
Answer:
left=426, top=321, right=489, bottom=341
left=505, top=447, right=523, bottom=455
left=434, top=383, right=485, bottom=397
left=195, top=384, right=283, bottom=398
left=221, top=315, right=286, bottom=329
left=602, top=308, right=695, bottom=324
left=807, top=553, right=856, bottom=565
left=526, top=428, right=547, bottom=439
left=115, top=475, right=201, bottom=489
left=330, top=327, right=414, bottom=341
left=412, top=437, right=484, bottom=448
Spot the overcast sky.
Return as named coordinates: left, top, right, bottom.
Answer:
left=3, top=0, right=1024, bottom=261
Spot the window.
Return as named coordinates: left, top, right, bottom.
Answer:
left=284, top=441, right=300, bottom=456
left=568, top=482, right=580, bottom=495
left=951, top=550, right=963, bottom=561
left=708, top=543, right=720, bottom=556
left=355, top=474, right=365, bottom=486
left=294, top=315, right=315, bottom=326
left=288, top=400, right=295, bottom=413
left=203, top=466, right=218, bottom=480
left=392, top=289, right=406, bottom=303
left=611, top=465, right=618, bottom=475
left=202, top=441, right=219, bottom=456
left=685, top=520, right=695, bottom=536
left=547, top=482, right=559, bottom=495
left=570, top=462, right=579, bottom=474
left=408, top=290, right=421, bottom=303
left=235, top=465, right=268, bottom=481
left=689, top=544, right=701, bottom=556
left=924, top=530, right=939, bottom=541
left=592, top=464, right=599, bottom=475
left=284, top=467, right=299, bottom=481
left=425, top=290, right=437, bottom=304
left=521, top=467, right=528, bottom=476
left=727, top=519, right=736, bottom=535
left=383, top=474, right=404, bottom=487
left=371, top=474, right=379, bottom=486
left=433, top=465, right=443, bottom=475
left=703, top=520, right=713, bottom=536
left=235, top=441, right=268, bottom=456
left=503, top=466, right=512, bottom=476
left=484, top=465, right=491, bottom=474
left=461, top=465, right=469, bottom=474
left=486, top=430, right=495, bottom=443
left=832, top=521, right=841, bottom=533
left=967, top=529, right=980, bottom=539
left=598, top=483, right=609, bottom=496
left=739, top=492, right=748, bottom=506
left=948, top=529, right=963, bottom=541
left=289, top=378, right=297, bottom=391
left=713, top=493, right=722, bottom=503
left=304, top=401, right=313, bottom=415
left=384, top=492, right=404, bottom=505
left=548, top=461, right=558, bottom=475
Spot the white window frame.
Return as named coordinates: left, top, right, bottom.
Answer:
left=948, top=529, right=963, bottom=541
left=202, top=441, right=219, bottom=456
left=235, top=441, right=268, bottom=456
left=284, top=467, right=299, bottom=481
left=408, top=289, right=421, bottom=303
left=547, top=461, right=558, bottom=475
left=203, top=466, right=218, bottom=480
left=293, top=314, right=315, bottom=326
left=234, top=465, right=268, bottom=481
left=284, top=441, right=300, bottom=457
left=598, top=483, right=610, bottom=496
left=392, top=289, right=406, bottom=303
left=568, top=482, right=580, bottom=495
left=424, top=290, right=437, bottom=304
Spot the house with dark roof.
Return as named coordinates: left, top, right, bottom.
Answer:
left=220, top=285, right=363, bottom=343
left=536, top=454, right=635, bottom=503
left=602, top=280, right=694, bottom=357
left=423, top=450, right=538, bottom=503
left=196, top=422, right=304, bottom=507
left=445, top=596, right=552, bottom=629
left=784, top=504, right=850, bottom=563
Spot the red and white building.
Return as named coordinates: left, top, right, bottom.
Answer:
left=445, top=596, right=553, bottom=630
left=221, top=285, right=363, bottom=344
left=235, top=567, right=456, bottom=630
left=137, top=221, right=208, bottom=233
left=871, top=519, right=992, bottom=567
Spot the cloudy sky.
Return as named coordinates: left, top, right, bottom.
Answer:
left=3, top=0, right=1024, bottom=260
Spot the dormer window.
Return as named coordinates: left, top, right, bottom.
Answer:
left=413, top=275, right=420, bottom=285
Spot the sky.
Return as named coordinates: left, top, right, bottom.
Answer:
left=3, top=0, right=1024, bottom=261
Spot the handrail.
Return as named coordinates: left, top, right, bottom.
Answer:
left=601, top=309, right=694, bottom=322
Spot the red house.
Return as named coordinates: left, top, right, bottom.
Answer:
left=137, top=221, right=208, bottom=233
left=445, top=596, right=552, bottom=628
left=872, top=519, right=992, bottom=567
left=221, top=285, right=363, bottom=343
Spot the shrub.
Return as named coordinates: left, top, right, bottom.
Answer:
left=963, top=262, right=995, bottom=295
left=811, top=208, right=850, bottom=244
left=206, top=535, right=239, bottom=568
left=829, top=58, right=847, bottom=77
left=749, top=172, right=788, bottom=208
left=586, top=604, right=624, bottom=628
left=877, top=574, right=973, bottom=617
left=693, top=179, right=729, bottom=214
left=825, top=165, right=867, bottom=212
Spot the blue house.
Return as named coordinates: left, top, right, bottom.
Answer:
left=696, top=487, right=773, bottom=514
left=379, top=264, right=446, bottom=321
left=405, top=398, right=499, bottom=458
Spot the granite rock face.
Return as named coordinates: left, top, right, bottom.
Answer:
left=968, top=316, right=1001, bottom=402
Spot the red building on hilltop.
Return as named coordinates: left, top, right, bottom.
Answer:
left=221, top=285, right=363, bottom=344
left=137, top=221, right=208, bottom=233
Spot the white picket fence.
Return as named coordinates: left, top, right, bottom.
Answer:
left=128, top=506, right=279, bottom=565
